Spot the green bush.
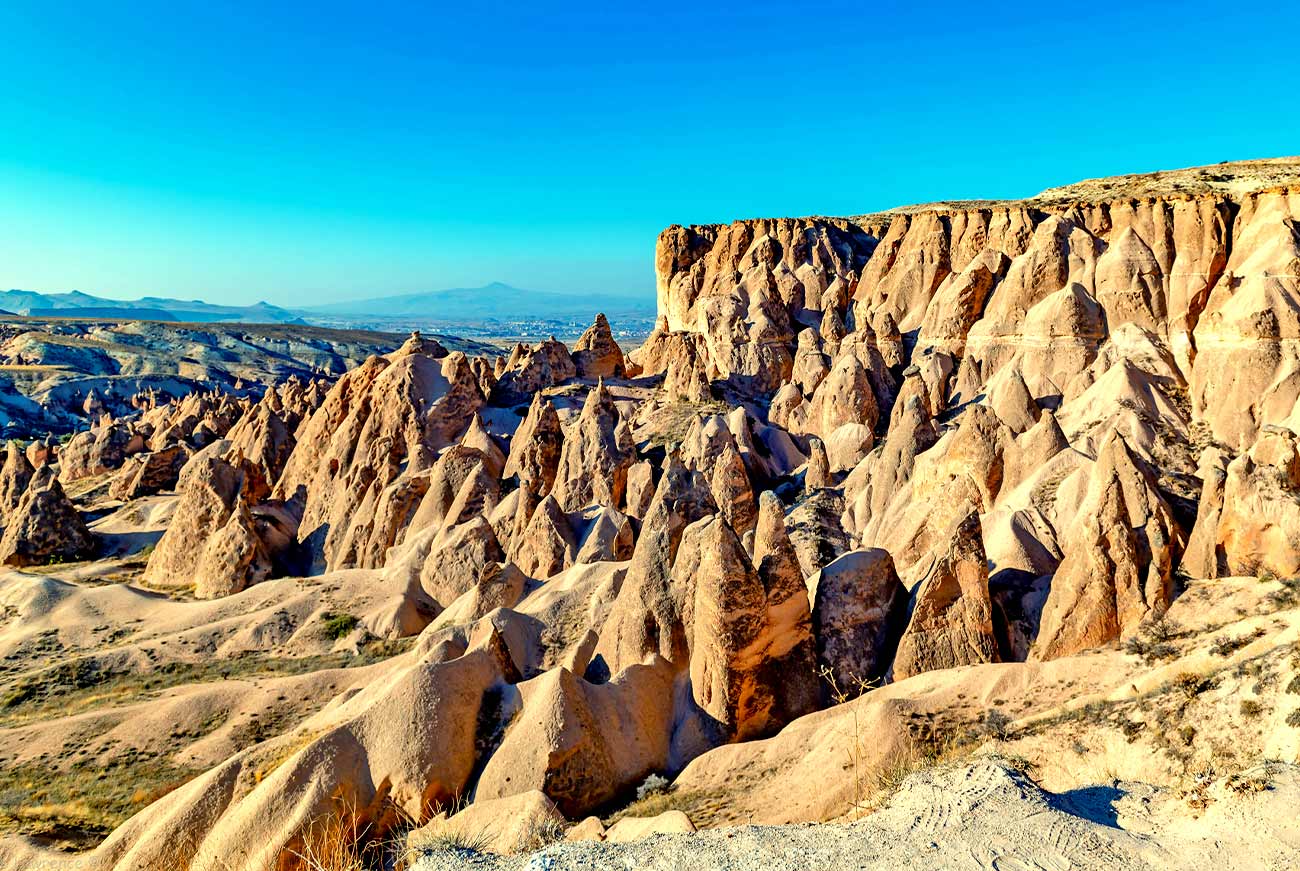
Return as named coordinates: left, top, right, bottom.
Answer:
left=320, top=612, right=359, bottom=640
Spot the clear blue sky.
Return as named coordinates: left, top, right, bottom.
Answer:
left=1, top=1, right=1297, bottom=307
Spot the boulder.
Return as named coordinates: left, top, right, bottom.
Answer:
left=809, top=548, right=907, bottom=693
left=409, top=790, right=566, bottom=855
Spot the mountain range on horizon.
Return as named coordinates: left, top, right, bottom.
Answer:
left=0, top=281, right=655, bottom=327
left=0, top=288, right=304, bottom=324
left=300, top=280, right=654, bottom=321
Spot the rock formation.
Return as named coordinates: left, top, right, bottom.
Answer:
left=550, top=381, right=634, bottom=512
left=891, top=511, right=1000, bottom=680
left=275, top=337, right=484, bottom=572
left=504, top=393, right=563, bottom=494
left=58, top=422, right=135, bottom=483
left=0, top=465, right=95, bottom=565
left=0, top=441, right=35, bottom=518
left=142, top=440, right=275, bottom=598
left=572, top=313, right=626, bottom=379
left=10, top=159, right=1300, bottom=871
left=109, top=444, right=191, bottom=500
left=491, top=337, right=576, bottom=405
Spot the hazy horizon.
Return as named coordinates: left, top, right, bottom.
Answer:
left=2, top=1, right=1298, bottom=308
left=0, top=279, right=652, bottom=310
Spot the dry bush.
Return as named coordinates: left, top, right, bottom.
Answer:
left=1172, top=672, right=1212, bottom=700
left=1124, top=614, right=1182, bottom=663
left=817, top=664, right=880, bottom=816
left=982, top=708, right=1013, bottom=741
left=1265, top=576, right=1300, bottom=610
left=1210, top=627, right=1266, bottom=658
left=290, top=812, right=369, bottom=871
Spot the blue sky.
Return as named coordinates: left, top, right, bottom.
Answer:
left=1, top=1, right=1297, bottom=307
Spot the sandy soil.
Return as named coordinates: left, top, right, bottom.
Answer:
left=411, top=758, right=1300, bottom=870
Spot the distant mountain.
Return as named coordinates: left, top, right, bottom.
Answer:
left=0, top=289, right=301, bottom=324
left=302, top=281, right=654, bottom=322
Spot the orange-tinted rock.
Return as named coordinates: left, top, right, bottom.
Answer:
left=551, top=381, right=634, bottom=512
left=892, top=511, right=1000, bottom=680
left=504, top=394, right=563, bottom=496
left=1033, top=435, right=1176, bottom=660
left=0, top=465, right=95, bottom=566
left=810, top=548, right=906, bottom=692
left=572, top=313, right=626, bottom=379
left=142, top=441, right=273, bottom=598
left=276, top=340, right=484, bottom=571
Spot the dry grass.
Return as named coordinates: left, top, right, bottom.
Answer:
left=243, top=728, right=328, bottom=788
left=600, top=783, right=732, bottom=830
left=0, top=757, right=202, bottom=850
left=0, top=648, right=402, bottom=728
left=0, top=363, right=67, bottom=372
left=817, top=663, right=881, bottom=817
left=278, top=801, right=422, bottom=871
left=641, top=400, right=732, bottom=449
left=406, top=824, right=494, bottom=855
left=290, top=810, right=372, bottom=871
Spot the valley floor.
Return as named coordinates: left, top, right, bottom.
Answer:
left=412, top=760, right=1300, bottom=871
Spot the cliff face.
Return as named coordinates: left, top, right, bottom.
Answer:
left=649, top=159, right=1300, bottom=448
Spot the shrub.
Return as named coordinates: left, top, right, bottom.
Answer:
left=1172, top=672, right=1210, bottom=699
left=1124, top=635, right=1177, bottom=663
left=1266, top=577, right=1300, bottom=610
left=320, top=612, right=359, bottom=640
left=1124, top=615, right=1181, bottom=663
left=982, top=709, right=1013, bottom=741
left=636, top=773, right=670, bottom=802
left=1209, top=628, right=1264, bottom=658
left=1240, top=699, right=1264, bottom=718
